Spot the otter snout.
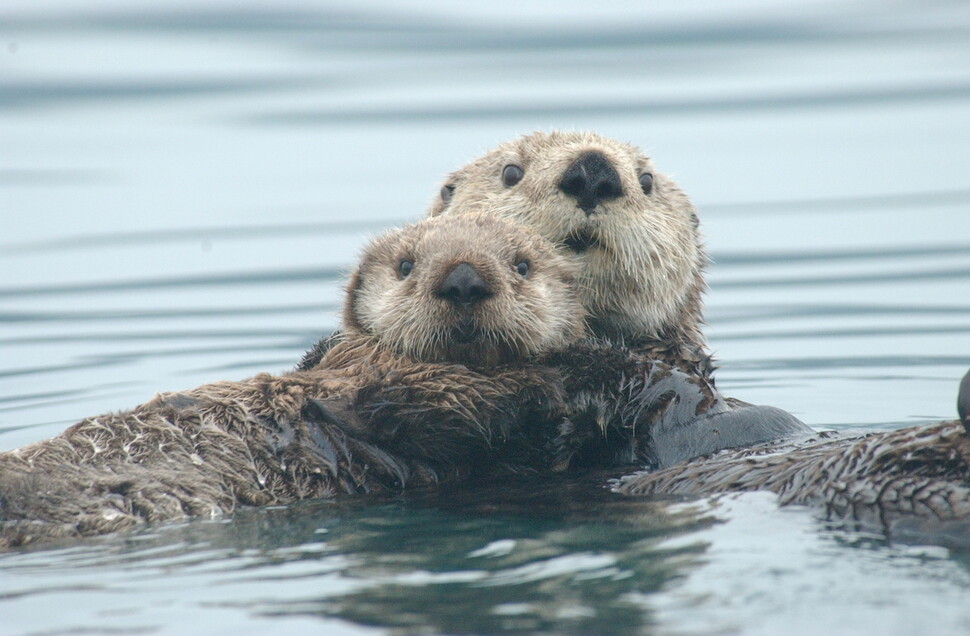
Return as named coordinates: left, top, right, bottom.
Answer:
left=436, top=262, right=492, bottom=305
left=559, top=151, right=623, bottom=215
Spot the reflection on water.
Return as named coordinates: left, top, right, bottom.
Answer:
left=1, top=0, right=970, bottom=634
left=2, top=477, right=716, bottom=636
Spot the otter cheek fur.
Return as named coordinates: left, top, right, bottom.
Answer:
left=429, top=130, right=706, bottom=347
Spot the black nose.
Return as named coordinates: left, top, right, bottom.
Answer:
left=437, top=262, right=491, bottom=305
left=559, top=151, right=623, bottom=215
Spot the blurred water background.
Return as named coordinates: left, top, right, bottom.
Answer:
left=1, top=1, right=969, bottom=634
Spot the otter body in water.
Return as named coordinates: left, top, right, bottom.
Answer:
left=296, top=132, right=970, bottom=545
left=617, top=370, right=970, bottom=544
left=0, top=214, right=583, bottom=547
left=0, top=211, right=814, bottom=548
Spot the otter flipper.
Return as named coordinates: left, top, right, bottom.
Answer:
left=645, top=404, right=812, bottom=470
left=548, top=341, right=810, bottom=472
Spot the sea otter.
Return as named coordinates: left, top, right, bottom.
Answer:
left=307, top=206, right=805, bottom=474
left=0, top=214, right=584, bottom=547
left=408, top=133, right=970, bottom=543
left=617, top=370, right=970, bottom=544
left=4, top=213, right=967, bottom=548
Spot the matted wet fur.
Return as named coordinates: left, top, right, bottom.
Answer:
left=310, top=211, right=805, bottom=473
left=0, top=214, right=583, bottom=548
left=0, top=354, right=565, bottom=548
left=0, top=211, right=814, bottom=549
left=297, top=133, right=970, bottom=546
left=617, top=370, right=970, bottom=545
left=296, top=131, right=810, bottom=476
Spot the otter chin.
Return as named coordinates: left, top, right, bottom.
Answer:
left=562, top=225, right=601, bottom=253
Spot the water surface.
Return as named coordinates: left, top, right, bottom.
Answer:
left=2, top=1, right=970, bottom=634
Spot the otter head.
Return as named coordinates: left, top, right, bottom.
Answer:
left=344, top=214, right=585, bottom=367
left=430, top=131, right=706, bottom=346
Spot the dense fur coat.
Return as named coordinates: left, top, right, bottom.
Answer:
left=0, top=215, right=582, bottom=547
left=0, top=348, right=564, bottom=548
left=298, top=132, right=970, bottom=544
left=618, top=374, right=970, bottom=544
left=0, top=210, right=810, bottom=548
left=6, top=137, right=967, bottom=548
left=296, top=131, right=808, bottom=467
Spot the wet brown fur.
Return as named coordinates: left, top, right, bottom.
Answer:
left=0, top=215, right=582, bottom=548
left=8, top=142, right=966, bottom=550
left=618, top=370, right=970, bottom=543
left=418, top=133, right=970, bottom=542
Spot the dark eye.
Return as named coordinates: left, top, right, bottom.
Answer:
left=639, top=172, right=653, bottom=195
left=440, top=184, right=455, bottom=204
left=398, top=259, right=414, bottom=278
left=515, top=261, right=529, bottom=277
left=502, top=164, right=524, bottom=187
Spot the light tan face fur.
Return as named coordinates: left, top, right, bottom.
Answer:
left=429, top=131, right=705, bottom=344
left=344, top=213, right=585, bottom=367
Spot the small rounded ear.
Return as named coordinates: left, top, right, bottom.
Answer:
left=428, top=190, right=447, bottom=217
left=341, top=266, right=367, bottom=334
left=428, top=172, right=460, bottom=217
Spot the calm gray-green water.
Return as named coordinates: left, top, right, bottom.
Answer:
left=2, top=1, right=970, bottom=634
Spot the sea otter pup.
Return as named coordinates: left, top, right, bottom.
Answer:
left=0, top=214, right=584, bottom=548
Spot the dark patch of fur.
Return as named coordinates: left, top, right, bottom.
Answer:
left=298, top=331, right=343, bottom=371
left=0, top=337, right=577, bottom=548
left=617, top=416, right=970, bottom=546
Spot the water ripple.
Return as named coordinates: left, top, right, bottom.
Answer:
left=0, top=303, right=337, bottom=324
left=8, top=7, right=970, bottom=50
left=711, top=303, right=970, bottom=323
left=712, top=242, right=970, bottom=266
left=715, top=325, right=970, bottom=342
left=250, top=82, right=970, bottom=125
left=0, top=268, right=345, bottom=299
left=0, top=77, right=314, bottom=111
left=0, top=219, right=399, bottom=255
left=704, top=189, right=970, bottom=217
left=712, top=264, right=970, bottom=288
